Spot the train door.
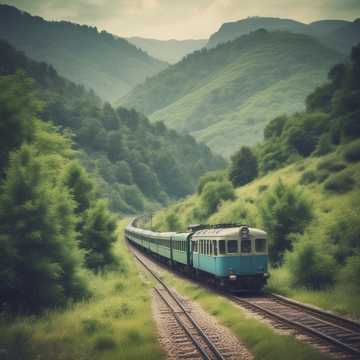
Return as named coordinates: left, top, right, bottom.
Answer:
left=187, top=234, right=193, bottom=267
left=170, top=236, right=174, bottom=266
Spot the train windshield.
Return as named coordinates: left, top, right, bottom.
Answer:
left=227, top=240, right=238, bottom=253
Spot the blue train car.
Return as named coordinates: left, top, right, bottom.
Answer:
left=190, top=225, right=268, bottom=290
left=125, top=221, right=269, bottom=291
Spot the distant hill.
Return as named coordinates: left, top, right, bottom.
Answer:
left=207, top=17, right=307, bottom=47
left=0, top=4, right=168, bottom=101
left=207, top=16, right=359, bottom=55
left=120, top=30, right=344, bottom=157
left=127, top=37, right=207, bottom=63
left=322, top=19, right=360, bottom=55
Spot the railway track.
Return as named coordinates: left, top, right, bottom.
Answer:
left=127, top=240, right=360, bottom=359
left=130, top=247, right=232, bottom=360
left=230, top=294, right=360, bottom=358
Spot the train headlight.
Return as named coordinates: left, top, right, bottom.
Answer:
left=229, top=274, right=237, bottom=281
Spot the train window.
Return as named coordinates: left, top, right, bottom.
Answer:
left=241, top=239, right=251, bottom=253
left=207, top=240, right=210, bottom=255
left=227, top=240, right=238, bottom=253
left=201, top=240, right=204, bottom=254
left=219, top=240, right=225, bottom=254
left=194, top=241, right=197, bottom=252
left=213, top=240, right=217, bottom=255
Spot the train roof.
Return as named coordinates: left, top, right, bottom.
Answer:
left=192, top=226, right=266, bottom=238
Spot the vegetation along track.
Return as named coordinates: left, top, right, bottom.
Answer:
left=230, top=293, right=360, bottom=358
left=129, top=245, right=238, bottom=360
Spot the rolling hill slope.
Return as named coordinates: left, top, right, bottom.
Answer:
left=127, top=37, right=207, bottom=63
left=0, top=4, right=168, bottom=101
left=120, top=30, right=343, bottom=157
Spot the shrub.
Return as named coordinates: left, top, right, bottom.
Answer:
left=229, top=146, right=258, bottom=187
left=82, top=319, right=101, bottom=335
left=286, top=239, right=336, bottom=290
left=323, top=171, right=355, bottom=193
left=94, top=336, right=116, bottom=351
left=197, top=171, right=225, bottom=194
left=164, top=212, right=182, bottom=232
left=201, top=180, right=235, bottom=216
left=343, top=139, right=360, bottom=162
left=314, top=133, right=333, bottom=156
left=328, top=209, right=360, bottom=264
left=258, top=184, right=268, bottom=193
left=299, top=170, right=317, bottom=185
left=317, top=158, right=346, bottom=172
left=337, top=256, right=360, bottom=294
left=259, top=180, right=313, bottom=266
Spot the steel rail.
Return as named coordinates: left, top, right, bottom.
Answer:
left=231, top=295, right=360, bottom=357
left=131, top=247, right=227, bottom=360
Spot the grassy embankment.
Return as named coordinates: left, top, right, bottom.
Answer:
left=151, top=145, right=360, bottom=318
left=0, top=219, right=164, bottom=360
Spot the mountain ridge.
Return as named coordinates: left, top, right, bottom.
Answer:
left=120, top=30, right=344, bottom=157
left=0, top=4, right=168, bottom=101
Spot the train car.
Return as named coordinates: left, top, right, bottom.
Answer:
left=125, top=220, right=269, bottom=291
left=190, top=224, right=268, bottom=290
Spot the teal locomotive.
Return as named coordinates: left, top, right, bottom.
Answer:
left=125, top=220, right=269, bottom=290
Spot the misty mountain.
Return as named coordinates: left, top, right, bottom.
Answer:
left=120, top=30, right=344, bottom=157
left=127, top=37, right=207, bottom=63
left=207, top=16, right=359, bottom=55
left=207, top=17, right=307, bottom=47
left=0, top=4, right=168, bottom=101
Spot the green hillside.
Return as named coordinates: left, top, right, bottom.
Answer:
left=127, top=37, right=207, bottom=63
left=120, top=30, right=343, bottom=157
left=0, top=4, right=168, bottom=101
left=150, top=44, right=360, bottom=317
left=0, top=39, right=225, bottom=214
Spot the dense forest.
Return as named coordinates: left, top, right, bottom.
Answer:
left=0, top=39, right=225, bottom=214
left=152, top=44, right=360, bottom=314
left=0, top=71, right=119, bottom=312
left=121, top=30, right=343, bottom=156
left=207, top=16, right=360, bottom=54
left=0, top=4, right=168, bottom=100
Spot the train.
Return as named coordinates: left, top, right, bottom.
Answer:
left=125, top=219, right=269, bottom=291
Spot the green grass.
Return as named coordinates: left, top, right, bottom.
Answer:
left=0, top=219, right=164, bottom=360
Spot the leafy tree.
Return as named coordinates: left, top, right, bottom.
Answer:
left=201, top=180, right=235, bottom=216
left=259, top=180, right=313, bottom=266
left=0, top=145, right=87, bottom=312
left=0, top=72, right=40, bottom=174
left=81, top=200, right=117, bottom=271
left=197, top=171, right=225, bottom=194
left=229, top=146, right=258, bottom=187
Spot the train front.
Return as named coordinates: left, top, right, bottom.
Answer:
left=192, top=225, right=269, bottom=291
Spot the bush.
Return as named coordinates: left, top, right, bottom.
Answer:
left=328, top=209, right=360, bottom=264
left=286, top=239, right=336, bottom=290
left=164, top=212, right=182, bottom=232
left=337, top=256, right=360, bottom=294
left=316, top=158, right=346, bottom=172
left=323, top=170, right=355, bottom=193
left=229, top=146, right=258, bottom=187
left=343, top=139, right=360, bottom=162
left=94, top=336, right=116, bottom=351
left=201, top=180, right=235, bottom=216
left=259, top=180, right=313, bottom=266
left=197, top=171, right=225, bottom=194
left=299, top=170, right=317, bottom=185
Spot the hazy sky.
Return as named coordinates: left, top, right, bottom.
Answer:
left=2, top=0, right=360, bottom=39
